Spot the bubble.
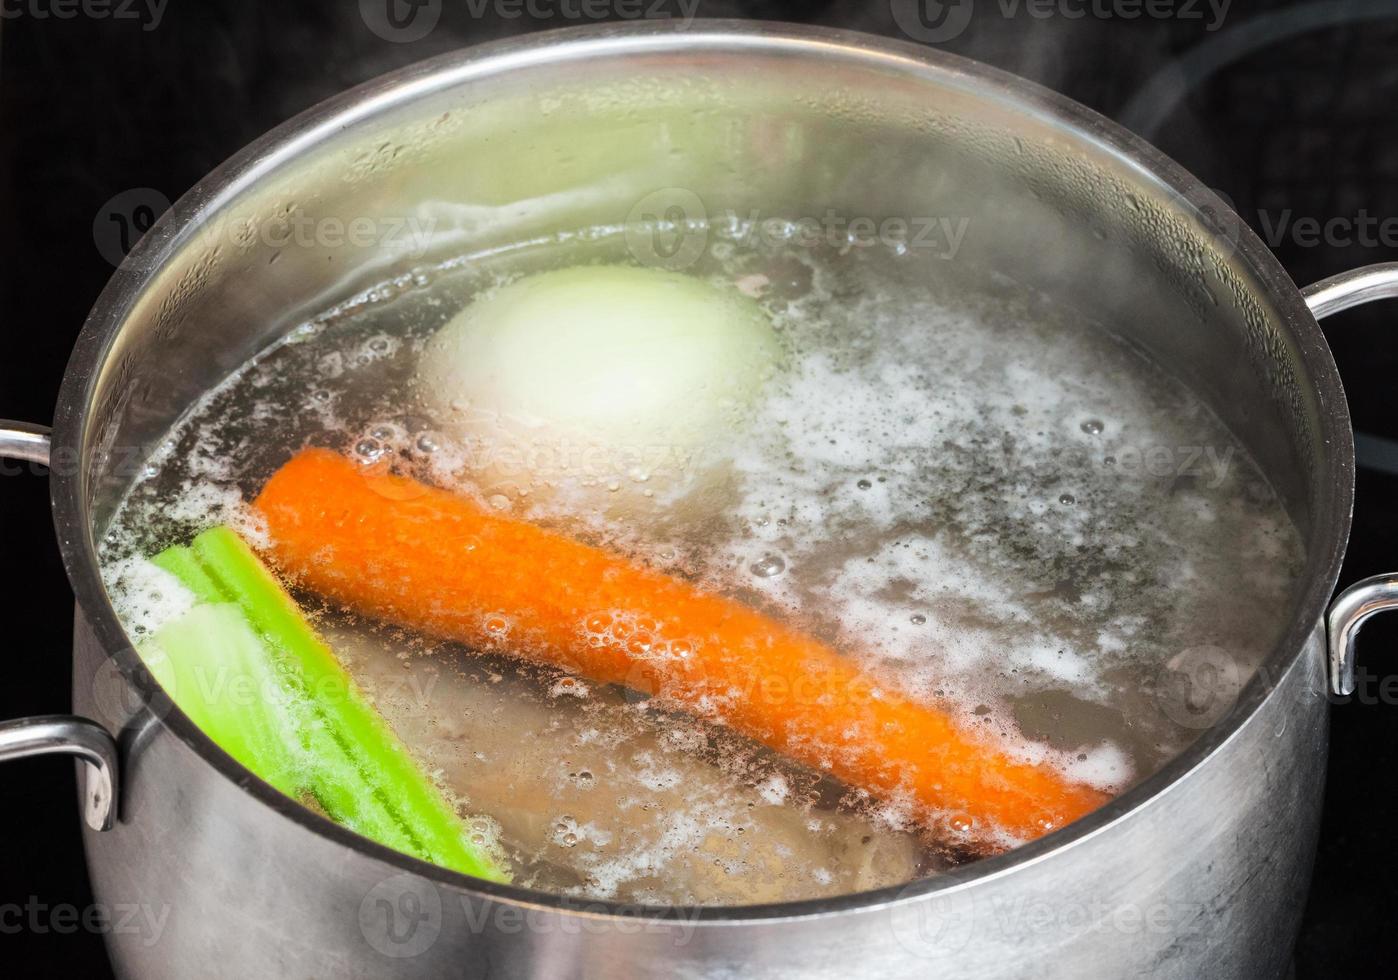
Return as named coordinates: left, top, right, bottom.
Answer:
left=354, top=438, right=384, bottom=461
left=857, top=479, right=873, bottom=490
left=552, top=816, right=580, bottom=848
left=750, top=555, right=786, bottom=578
left=551, top=677, right=586, bottom=697
left=910, top=613, right=927, bottom=626
left=415, top=433, right=439, bottom=454
left=1058, top=493, right=1077, bottom=506
left=1080, top=419, right=1105, bottom=435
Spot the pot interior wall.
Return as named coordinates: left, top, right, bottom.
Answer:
left=78, top=32, right=1330, bottom=591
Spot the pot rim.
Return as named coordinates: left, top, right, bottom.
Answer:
left=50, top=19, right=1354, bottom=924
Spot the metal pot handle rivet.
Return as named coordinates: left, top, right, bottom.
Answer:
left=0, top=421, right=119, bottom=831
left=1303, top=263, right=1398, bottom=697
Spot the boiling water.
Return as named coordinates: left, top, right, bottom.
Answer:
left=100, top=228, right=1303, bottom=906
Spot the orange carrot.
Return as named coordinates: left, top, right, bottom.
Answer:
left=255, top=449, right=1109, bottom=848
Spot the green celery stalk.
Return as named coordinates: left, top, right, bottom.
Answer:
left=142, top=603, right=305, bottom=799
left=146, top=527, right=507, bottom=882
left=154, top=540, right=426, bottom=862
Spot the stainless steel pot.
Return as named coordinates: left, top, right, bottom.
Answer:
left=3, top=21, right=1398, bottom=979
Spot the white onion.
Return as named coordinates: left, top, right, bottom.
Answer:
left=417, top=265, right=780, bottom=496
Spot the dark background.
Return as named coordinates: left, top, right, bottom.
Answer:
left=2, top=1, right=1397, bottom=976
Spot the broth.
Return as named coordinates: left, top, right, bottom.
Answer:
left=100, top=225, right=1303, bottom=905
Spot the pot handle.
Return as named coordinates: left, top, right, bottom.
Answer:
left=0, top=421, right=119, bottom=830
left=1303, top=264, right=1398, bottom=697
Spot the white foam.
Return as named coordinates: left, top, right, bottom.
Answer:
left=1063, top=741, right=1133, bottom=792
left=103, top=556, right=196, bottom=638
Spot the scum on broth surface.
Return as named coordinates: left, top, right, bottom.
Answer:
left=100, top=226, right=1303, bottom=904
